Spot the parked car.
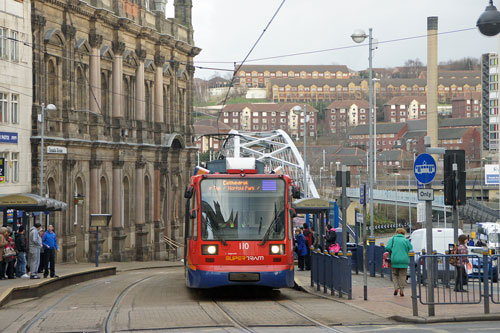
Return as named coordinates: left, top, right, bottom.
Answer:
left=467, top=246, right=498, bottom=282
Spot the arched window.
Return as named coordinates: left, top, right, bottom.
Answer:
left=76, top=67, right=86, bottom=110
left=48, top=60, right=56, bottom=105
left=101, top=72, right=108, bottom=117
left=100, top=176, right=108, bottom=213
left=145, top=176, right=150, bottom=223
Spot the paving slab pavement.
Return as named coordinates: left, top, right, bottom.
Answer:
left=0, top=259, right=183, bottom=307
left=294, top=268, right=500, bottom=323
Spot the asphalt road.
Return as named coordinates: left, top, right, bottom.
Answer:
left=1, top=266, right=498, bottom=332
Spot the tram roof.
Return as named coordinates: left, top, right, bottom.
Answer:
left=0, top=193, right=68, bottom=212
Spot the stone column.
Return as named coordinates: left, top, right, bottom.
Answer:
left=112, top=41, right=125, bottom=118
left=112, top=160, right=126, bottom=261
left=154, top=162, right=166, bottom=260
left=154, top=53, right=165, bottom=123
left=89, top=32, right=103, bottom=114
left=135, top=49, right=146, bottom=121
left=135, top=160, right=149, bottom=260
left=89, top=160, right=101, bottom=214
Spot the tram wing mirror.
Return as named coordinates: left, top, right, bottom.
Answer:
left=291, top=186, right=301, bottom=199
left=290, top=208, right=297, bottom=218
left=190, top=209, right=197, bottom=219
left=184, top=185, right=194, bottom=199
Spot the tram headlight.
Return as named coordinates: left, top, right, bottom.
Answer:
left=270, top=244, right=285, bottom=255
left=202, top=244, right=218, bottom=255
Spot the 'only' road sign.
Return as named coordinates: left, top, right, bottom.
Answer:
left=413, top=153, right=436, bottom=184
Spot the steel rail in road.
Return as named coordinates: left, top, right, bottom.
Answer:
left=276, top=299, right=342, bottom=332
left=212, top=299, right=256, bottom=333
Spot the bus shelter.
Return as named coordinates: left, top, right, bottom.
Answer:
left=0, top=193, right=67, bottom=232
left=292, top=198, right=335, bottom=250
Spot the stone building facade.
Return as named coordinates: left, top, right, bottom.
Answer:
left=31, top=0, right=200, bottom=263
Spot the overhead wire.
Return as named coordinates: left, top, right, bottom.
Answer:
left=216, top=0, right=287, bottom=139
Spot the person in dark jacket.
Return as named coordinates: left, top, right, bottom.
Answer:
left=302, top=223, right=314, bottom=270
left=294, top=229, right=308, bottom=271
left=325, top=224, right=337, bottom=251
left=15, top=226, right=28, bottom=278
left=5, top=228, right=16, bottom=279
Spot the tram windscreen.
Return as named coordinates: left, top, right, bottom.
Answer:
left=200, top=178, right=286, bottom=241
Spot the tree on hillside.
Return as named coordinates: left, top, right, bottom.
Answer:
left=439, top=57, right=480, bottom=70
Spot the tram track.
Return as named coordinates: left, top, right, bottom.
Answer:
left=19, top=272, right=160, bottom=333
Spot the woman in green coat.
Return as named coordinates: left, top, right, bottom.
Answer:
left=385, top=228, right=413, bottom=296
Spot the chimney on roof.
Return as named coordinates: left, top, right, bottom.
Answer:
left=427, top=16, right=439, bottom=149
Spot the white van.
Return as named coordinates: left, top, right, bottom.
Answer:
left=409, top=228, right=464, bottom=254
left=476, top=222, right=500, bottom=249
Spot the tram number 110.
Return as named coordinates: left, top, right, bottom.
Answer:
left=239, top=243, right=249, bottom=250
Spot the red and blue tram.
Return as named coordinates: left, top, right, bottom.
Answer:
left=184, top=158, right=298, bottom=288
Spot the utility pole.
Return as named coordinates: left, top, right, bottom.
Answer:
left=341, top=165, right=348, bottom=256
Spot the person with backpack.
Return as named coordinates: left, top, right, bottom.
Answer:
left=302, top=223, right=314, bottom=270
left=385, top=228, right=413, bottom=297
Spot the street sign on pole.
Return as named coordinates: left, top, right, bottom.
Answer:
left=417, top=188, right=434, bottom=201
left=413, top=153, right=437, bottom=184
left=360, top=183, right=366, bottom=205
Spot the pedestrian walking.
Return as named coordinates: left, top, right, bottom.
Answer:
left=15, top=226, right=29, bottom=278
left=29, top=222, right=43, bottom=279
left=302, top=223, right=314, bottom=270
left=0, top=227, right=8, bottom=279
left=311, top=226, right=320, bottom=251
left=451, top=234, right=469, bottom=292
left=42, top=225, right=59, bottom=278
left=294, top=228, right=307, bottom=271
left=385, top=228, right=413, bottom=297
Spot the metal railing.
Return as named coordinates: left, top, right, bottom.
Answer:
left=409, top=250, right=499, bottom=316
left=163, top=235, right=183, bottom=261
left=311, top=250, right=352, bottom=299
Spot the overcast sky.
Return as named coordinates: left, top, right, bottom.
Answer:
left=168, top=1, right=500, bottom=79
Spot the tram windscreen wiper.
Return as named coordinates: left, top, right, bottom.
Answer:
left=260, top=205, right=280, bottom=246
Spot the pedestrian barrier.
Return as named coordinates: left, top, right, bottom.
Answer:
left=163, top=235, right=183, bottom=261
left=310, top=250, right=352, bottom=299
left=352, top=244, right=391, bottom=279
left=409, top=250, right=500, bottom=316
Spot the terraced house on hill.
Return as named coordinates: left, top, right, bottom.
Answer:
left=221, top=103, right=318, bottom=139
left=31, top=0, right=200, bottom=263
left=237, top=65, right=352, bottom=88
left=269, top=76, right=481, bottom=104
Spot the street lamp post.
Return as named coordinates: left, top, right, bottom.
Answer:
left=373, top=78, right=380, bottom=184
left=408, top=173, right=412, bottom=233
left=39, top=103, right=56, bottom=224
left=352, top=28, right=375, bottom=237
left=293, top=105, right=307, bottom=197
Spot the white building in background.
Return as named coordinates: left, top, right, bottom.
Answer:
left=482, top=53, right=499, bottom=156
left=0, top=0, right=32, bottom=194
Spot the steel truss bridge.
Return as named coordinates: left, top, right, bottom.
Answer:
left=221, top=129, right=319, bottom=198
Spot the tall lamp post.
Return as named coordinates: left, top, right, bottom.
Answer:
left=352, top=28, right=375, bottom=237
left=39, top=103, right=57, bottom=222
left=372, top=77, right=380, bottom=184
left=293, top=105, right=307, bottom=197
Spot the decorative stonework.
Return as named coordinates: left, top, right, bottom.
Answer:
left=135, top=49, right=147, bottom=61
left=112, top=41, right=126, bottom=55
left=62, top=24, right=76, bottom=39
left=90, top=160, right=103, bottom=169
left=89, top=32, right=103, bottom=48
left=32, top=14, right=46, bottom=30
left=112, top=160, right=124, bottom=168
left=135, top=160, right=146, bottom=169
left=154, top=54, right=166, bottom=67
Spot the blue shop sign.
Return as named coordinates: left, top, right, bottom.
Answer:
left=0, top=132, right=18, bottom=144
